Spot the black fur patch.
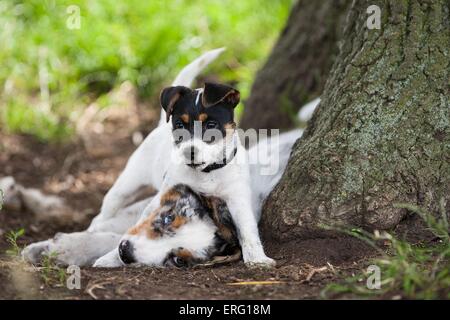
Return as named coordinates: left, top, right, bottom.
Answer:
left=160, top=83, right=240, bottom=145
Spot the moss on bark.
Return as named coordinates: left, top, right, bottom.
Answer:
left=262, top=0, right=450, bottom=241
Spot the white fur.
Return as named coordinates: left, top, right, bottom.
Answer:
left=298, top=97, right=321, bottom=122
left=249, top=129, right=304, bottom=217
left=23, top=232, right=122, bottom=267
left=22, top=198, right=150, bottom=266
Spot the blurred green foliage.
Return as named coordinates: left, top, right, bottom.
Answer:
left=0, top=0, right=292, bottom=141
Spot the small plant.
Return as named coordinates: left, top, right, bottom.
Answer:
left=40, top=252, right=67, bottom=287
left=5, top=228, right=25, bottom=257
left=322, top=200, right=450, bottom=299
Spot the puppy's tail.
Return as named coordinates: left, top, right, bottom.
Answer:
left=297, top=97, right=321, bottom=123
left=159, top=48, right=226, bottom=125
left=172, top=47, right=226, bottom=86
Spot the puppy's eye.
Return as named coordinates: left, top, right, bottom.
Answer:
left=205, top=120, right=218, bottom=129
left=175, top=120, right=184, bottom=129
left=171, top=255, right=187, bottom=268
left=163, top=214, right=174, bottom=225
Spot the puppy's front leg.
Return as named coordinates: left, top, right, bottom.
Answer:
left=93, top=248, right=123, bottom=268
left=224, top=188, right=275, bottom=267
left=22, top=232, right=122, bottom=267
left=88, top=151, right=153, bottom=232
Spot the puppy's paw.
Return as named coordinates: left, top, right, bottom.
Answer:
left=244, top=256, right=276, bottom=269
left=242, top=242, right=276, bottom=268
left=93, top=250, right=123, bottom=268
left=22, top=240, right=51, bottom=264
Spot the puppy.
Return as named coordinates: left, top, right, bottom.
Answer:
left=118, top=184, right=240, bottom=267
left=23, top=184, right=240, bottom=268
left=90, top=48, right=274, bottom=267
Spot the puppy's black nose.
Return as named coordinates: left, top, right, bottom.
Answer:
left=183, top=146, right=198, bottom=162
left=118, top=240, right=135, bottom=264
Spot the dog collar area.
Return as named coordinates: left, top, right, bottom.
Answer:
left=201, top=147, right=238, bottom=173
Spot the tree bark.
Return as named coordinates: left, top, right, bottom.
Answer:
left=239, top=0, right=351, bottom=131
left=261, top=0, right=450, bottom=241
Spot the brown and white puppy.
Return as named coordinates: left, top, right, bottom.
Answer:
left=22, top=184, right=240, bottom=268
left=119, top=184, right=240, bottom=267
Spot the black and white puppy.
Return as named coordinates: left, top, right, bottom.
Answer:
left=89, top=48, right=274, bottom=267
left=162, top=82, right=240, bottom=173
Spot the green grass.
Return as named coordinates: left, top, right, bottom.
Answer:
left=322, top=200, right=450, bottom=299
left=5, top=228, right=25, bottom=257
left=4, top=226, right=66, bottom=286
left=0, top=0, right=292, bottom=142
left=2, top=98, right=73, bottom=141
left=39, top=251, right=67, bottom=286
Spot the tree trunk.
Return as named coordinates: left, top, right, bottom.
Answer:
left=239, top=0, right=351, bottom=131
left=261, top=0, right=450, bottom=241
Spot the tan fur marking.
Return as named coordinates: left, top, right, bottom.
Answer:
left=160, top=188, right=181, bottom=205
left=127, top=211, right=159, bottom=239
left=171, top=215, right=187, bottom=229
left=180, top=114, right=189, bottom=123
left=198, top=113, right=208, bottom=122
left=206, top=197, right=233, bottom=242
left=146, top=226, right=161, bottom=239
left=175, top=248, right=194, bottom=260
left=128, top=187, right=184, bottom=239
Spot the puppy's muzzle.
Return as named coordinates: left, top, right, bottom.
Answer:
left=118, top=239, right=135, bottom=264
left=183, top=146, right=198, bottom=161
left=183, top=146, right=204, bottom=167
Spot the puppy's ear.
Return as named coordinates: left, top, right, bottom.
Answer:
left=202, top=197, right=238, bottom=246
left=202, top=82, right=240, bottom=108
left=160, top=86, right=190, bottom=122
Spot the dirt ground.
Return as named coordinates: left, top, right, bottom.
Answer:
left=0, top=103, right=388, bottom=300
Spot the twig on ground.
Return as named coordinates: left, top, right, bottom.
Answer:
left=85, top=278, right=116, bottom=300
left=305, top=266, right=328, bottom=282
